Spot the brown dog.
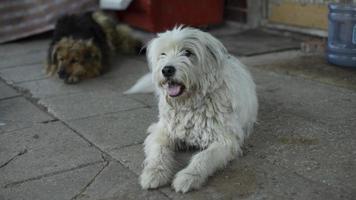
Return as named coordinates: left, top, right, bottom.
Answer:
left=46, top=11, right=142, bottom=84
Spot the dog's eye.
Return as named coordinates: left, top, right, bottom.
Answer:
left=183, top=50, right=193, bottom=57
left=160, top=53, right=166, bottom=56
left=71, top=59, right=78, bottom=64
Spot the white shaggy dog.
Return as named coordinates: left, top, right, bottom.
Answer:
left=126, top=27, right=258, bottom=193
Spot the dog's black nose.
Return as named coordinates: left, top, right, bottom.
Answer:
left=58, top=69, right=68, bottom=79
left=162, top=66, right=176, bottom=77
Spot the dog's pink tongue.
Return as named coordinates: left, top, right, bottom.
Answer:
left=167, top=84, right=181, bottom=96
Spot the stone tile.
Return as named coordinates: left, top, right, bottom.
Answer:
left=18, top=77, right=113, bottom=99
left=158, top=157, right=353, bottom=200
left=0, top=122, right=103, bottom=187
left=41, top=90, right=145, bottom=120
left=0, top=63, right=46, bottom=83
left=126, top=93, right=158, bottom=107
left=239, top=50, right=302, bottom=67
left=0, top=81, right=19, bottom=100
left=76, top=161, right=168, bottom=200
left=250, top=110, right=356, bottom=191
left=0, top=97, right=52, bottom=134
left=101, top=56, right=149, bottom=93
left=68, top=107, right=158, bottom=151
left=0, top=39, right=49, bottom=58
left=109, top=144, right=144, bottom=175
left=0, top=162, right=105, bottom=200
left=247, top=69, right=356, bottom=190
left=252, top=69, right=356, bottom=126
left=0, top=50, right=47, bottom=69
left=244, top=51, right=356, bottom=91
left=219, top=29, right=300, bottom=56
left=102, top=56, right=159, bottom=107
left=108, top=142, right=353, bottom=199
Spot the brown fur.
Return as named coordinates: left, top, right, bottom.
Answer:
left=46, top=38, right=103, bottom=83
left=92, top=11, right=143, bottom=54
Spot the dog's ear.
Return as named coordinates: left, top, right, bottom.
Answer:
left=84, top=39, right=98, bottom=59
left=146, top=38, right=158, bottom=71
left=49, top=43, right=60, bottom=66
left=204, top=33, right=227, bottom=66
left=45, top=43, right=60, bottom=76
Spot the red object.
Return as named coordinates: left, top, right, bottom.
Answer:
left=117, top=0, right=224, bottom=32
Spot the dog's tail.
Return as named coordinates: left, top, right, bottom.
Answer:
left=124, top=73, right=155, bottom=94
left=92, top=11, right=143, bottom=54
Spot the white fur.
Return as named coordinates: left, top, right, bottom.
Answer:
left=124, top=73, right=154, bottom=94
left=127, top=27, right=258, bottom=193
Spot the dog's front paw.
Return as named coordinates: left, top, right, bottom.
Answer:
left=140, top=167, right=171, bottom=190
left=172, top=169, right=205, bottom=193
left=66, top=76, right=79, bottom=84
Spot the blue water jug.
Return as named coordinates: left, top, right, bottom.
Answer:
left=327, top=3, right=356, bottom=67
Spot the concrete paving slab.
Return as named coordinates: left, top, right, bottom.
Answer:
left=0, top=50, right=47, bottom=69
left=101, top=56, right=149, bottom=93
left=41, top=90, right=145, bottom=120
left=112, top=133, right=356, bottom=199
left=220, top=29, right=300, bottom=56
left=109, top=144, right=143, bottom=175
left=251, top=110, right=356, bottom=191
left=76, top=161, right=169, bottom=200
left=102, top=56, right=159, bottom=107
left=251, top=68, right=356, bottom=127
left=126, top=93, right=158, bottom=108
left=112, top=143, right=353, bottom=199
left=250, top=69, right=356, bottom=190
left=0, top=97, right=52, bottom=134
left=0, top=162, right=105, bottom=200
left=0, top=63, right=46, bottom=84
left=0, top=122, right=103, bottom=187
left=160, top=157, right=352, bottom=200
left=108, top=136, right=355, bottom=199
left=17, top=77, right=115, bottom=99
left=68, top=107, right=157, bottom=151
left=0, top=39, right=49, bottom=58
left=0, top=81, right=19, bottom=100
left=241, top=50, right=356, bottom=91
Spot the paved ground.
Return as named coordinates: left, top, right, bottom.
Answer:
left=0, top=26, right=355, bottom=200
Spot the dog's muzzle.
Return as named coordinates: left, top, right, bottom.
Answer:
left=163, top=80, right=185, bottom=97
left=161, top=66, right=185, bottom=97
left=58, top=68, right=69, bottom=79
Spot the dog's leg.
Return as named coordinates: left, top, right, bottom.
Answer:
left=66, top=76, right=80, bottom=84
left=172, top=137, right=240, bottom=193
left=140, top=122, right=175, bottom=189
